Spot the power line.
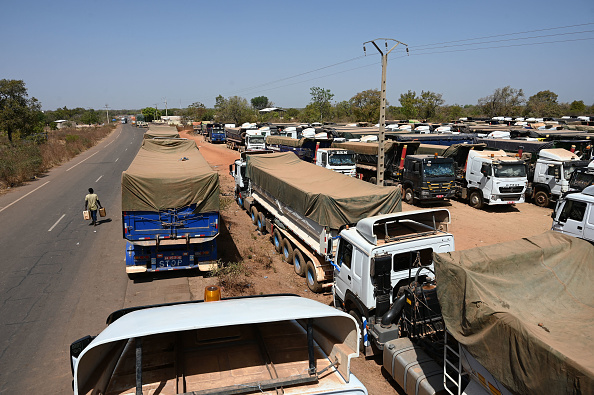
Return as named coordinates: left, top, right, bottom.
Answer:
left=413, top=22, right=594, bottom=49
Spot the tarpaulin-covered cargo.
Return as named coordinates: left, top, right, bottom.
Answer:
left=434, top=231, right=594, bottom=395
left=246, top=152, right=401, bottom=230
left=122, top=139, right=219, bottom=213
left=440, top=143, right=486, bottom=167
left=415, top=144, right=449, bottom=156
left=143, top=125, right=180, bottom=139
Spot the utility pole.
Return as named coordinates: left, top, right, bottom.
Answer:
left=104, top=104, right=110, bottom=124
left=163, top=97, right=168, bottom=117
left=363, top=38, right=408, bottom=185
left=154, top=103, right=158, bottom=122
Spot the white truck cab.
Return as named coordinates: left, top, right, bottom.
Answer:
left=245, top=130, right=266, bottom=151
left=551, top=184, right=594, bottom=242
left=465, top=150, right=528, bottom=208
left=333, top=209, right=455, bottom=354
left=529, top=148, right=589, bottom=207
left=315, top=148, right=357, bottom=177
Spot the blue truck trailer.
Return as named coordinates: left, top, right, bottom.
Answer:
left=265, top=135, right=332, bottom=162
left=204, top=122, right=226, bottom=143
left=121, top=139, right=219, bottom=276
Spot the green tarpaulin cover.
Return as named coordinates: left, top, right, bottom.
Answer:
left=434, top=231, right=594, bottom=394
left=246, top=152, right=401, bottom=230
left=265, top=136, right=313, bottom=147
left=143, top=125, right=180, bottom=139
left=122, top=139, right=219, bottom=213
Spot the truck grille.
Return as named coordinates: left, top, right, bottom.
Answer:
left=500, top=194, right=522, bottom=201
left=499, top=186, right=524, bottom=193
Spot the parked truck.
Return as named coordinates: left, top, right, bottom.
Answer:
left=439, top=144, right=528, bottom=209
left=333, top=141, right=456, bottom=205
left=226, top=127, right=266, bottom=151
left=526, top=148, right=589, bottom=207
left=69, top=291, right=368, bottom=394
left=314, top=147, right=357, bottom=176
left=265, top=136, right=332, bottom=162
left=121, top=139, right=220, bottom=276
left=203, top=122, right=226, bottom=143
left=551, top=184, right=594, bottom=242
left=569, top=161, right=594, bottom=192
left=380, top=231, right=594, bottom=394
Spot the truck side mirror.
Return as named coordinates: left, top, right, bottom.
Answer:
left=229, top=164, right=233, bottom=175
left=370, top=254, right=391, bottom=277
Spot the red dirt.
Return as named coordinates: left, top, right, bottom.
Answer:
left=180, top=129, right=553, bottom=394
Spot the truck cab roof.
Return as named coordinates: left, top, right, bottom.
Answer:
left=538, top=148, right=581, bottom=162
left=469, top=149, right=522, bottom=163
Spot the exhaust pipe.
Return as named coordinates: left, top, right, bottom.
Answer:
left=381, top=294, right=407, bottom=327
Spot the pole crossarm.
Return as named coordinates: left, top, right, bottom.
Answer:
left=362, top=38, right=408, bottom=186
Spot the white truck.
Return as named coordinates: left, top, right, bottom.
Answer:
left=231, top=151, right=414, bottom=293
left=527, top=148, right=589, bottom=207
left=69, top=292, right=368, bottom=394
left=226, top=127, right=266, bottom=152
left=551, top=184, right=594, bottom=242
left=315, top=147, right=357, bottom=177
left=444, top=145, right=528, bottom=209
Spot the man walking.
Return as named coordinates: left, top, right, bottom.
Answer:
left=84, top=188, right=102, bottom=226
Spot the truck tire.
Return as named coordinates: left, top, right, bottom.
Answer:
left=306, top=260, right=323, bottom=293
left=281, top=239, right=293, bottom=263
left=293, top=249, right=306, bottom=277
left=250, top=206, right=259, bottom=225
left=534, top=190, right=550, bottom=207
left=404, top=187, right=414, bottom=205
left=257, top=212, right=266, bottom=233
left=369, top=177, right=377, bottom=185
left=272, top=229, right=283, bottom=253
left=469, top=191, right=483, bottom=209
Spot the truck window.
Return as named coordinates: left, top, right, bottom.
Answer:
left=393, top=248, right=433, bottom=272
left=493, top=163, right=526, bottom=178
left=424, top=162, right=455, bottom=177
left=547, top=164, right=560, bottom=178
left=560, top=200, right=587, bottom=222
left=328, top=153, right=355, bottom=166
left=480, top=163, right=491, bottom=176
left=337, top=240, right=353, bottom=269
left=249, top=136, right=265, bottom=145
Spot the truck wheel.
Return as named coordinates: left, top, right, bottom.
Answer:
left=272, top=229, right=283, bottom=253
left=250, top=206, right=259, bottom=225
left=281, top=239, right=293, bottom=263
left=534, top=191, right=550, bottom=207
left=306, top=261, right=323, bottom=293
left=469, top=191, right=483, bottom=209
left=369, top=177, right=377, bottom=185
left=257, top=212, right=266, bottom=233
left=293, top=249, right=306, bottom=277
left=404, top=187, right=414, bottom=205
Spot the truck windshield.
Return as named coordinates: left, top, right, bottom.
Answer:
left=248, top=136, right=265, bottom=145
left=563, top=162, right=588, bottom=180
left=329, top=153, right=355, bottom=166
left=424, top=162, right=455, bottom=178
left=570, top=171, right=594, bottom=190
left=493, top=163, right=526, bottom=178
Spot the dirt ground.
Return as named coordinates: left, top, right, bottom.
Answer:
left=180, top=129, right=553, bottom=394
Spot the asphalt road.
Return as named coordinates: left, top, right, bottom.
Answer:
left=0, top=124, right=194, bottom=394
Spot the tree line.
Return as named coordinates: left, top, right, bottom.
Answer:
left=2, top=78, right=592, bottom=145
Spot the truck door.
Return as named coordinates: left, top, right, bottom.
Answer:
left=334, top=239, right=354, bottom=301
left=555, top=199, right=588, bottom=239
left=546, top=164, right=561, bottom=196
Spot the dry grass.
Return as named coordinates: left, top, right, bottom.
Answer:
left=0, top=125, right=114, bottom=190
left=210, top=260, right=254, bottom=297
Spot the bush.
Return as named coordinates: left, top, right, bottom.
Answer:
left=0, top=142, right=42, bottom=188
left=210, top=261, right=253, bottom=296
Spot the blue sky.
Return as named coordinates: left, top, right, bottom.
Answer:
left=2, top=0, right=593, bottom=111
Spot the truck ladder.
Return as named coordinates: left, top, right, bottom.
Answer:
left=443, top=331, right=465, bottom=395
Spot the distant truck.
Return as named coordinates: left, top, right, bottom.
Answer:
left=203, top=122, right=226, bottom=143
left=226, top=127, right=266, bottom=152
left=70, top=292, right=369, bottom=394
left=265, top=136, right=332, bottom=163
left=380, top=231, right=594, bottom=394
left=551, top=184, right=594, bottom=243
left=315, top=147, right=357, bottom=176
left=333, top=141, right=456, bottom=204
left=121, top=139, right=219, bottom=276
left=440, top=144, right=528, bottom=209
left=526, top=148, right=589, bottom=207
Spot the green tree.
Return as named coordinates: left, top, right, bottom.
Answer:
left=478, top=86, right=525, bottom=117
left=349, top=89, right=382, bottom=123
left=334, top=101, right=353, bottom=122
left=250, top=96, right=270, bottom=110
left=525, top=90, right=559, bottom=117
left=284, top=108, right=300, bottom=120
left=80, top=109, right=100, bottom=125
left=141, top=107, right=161, bottom=122
left=309, top=87, right=334, bottom=123
left=569, top=100, right=586, bottom=115
left=399, top=90, right=421, bottom=119
left=418, top=91, right=444, bottom=120
left=215, top=95, right=252, bottom=124
left=0, top=79, right=44, bottom=143
left=184, top=102, right=207, bottom=122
